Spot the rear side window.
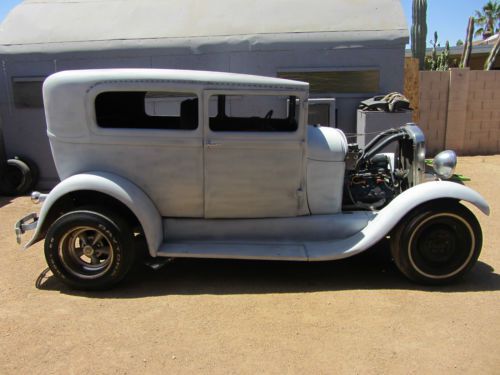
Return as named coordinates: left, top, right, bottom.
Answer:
left=95, top=91, right=198, bottom=130
left=209, top=94, right=299, bottom=132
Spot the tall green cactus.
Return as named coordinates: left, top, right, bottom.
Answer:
left=411, top=0, right=428, bottom=70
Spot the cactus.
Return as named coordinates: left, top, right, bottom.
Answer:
left=429, top=31, right=439, bottom=71
left=427, top=33, right=450, bottom=71
left=484, top=35, right=500, bottom=70
left=411, top=0, right=428, bottom=70
left=459, top=17, right=474, bottom=68
left=438, top=41, right=450, bottom=71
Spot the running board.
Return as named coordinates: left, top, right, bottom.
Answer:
left=157, top=231, right=372, bottom=262
left=157, top=242, right=308, bottom=261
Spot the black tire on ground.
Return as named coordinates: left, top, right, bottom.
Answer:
left=17, top=156, right=39, bottom=191
left=0, top=158, right=32, bottom=196
left=44, top=209, right=136, bottom=290
left=390, top=200, right=482, bottom=285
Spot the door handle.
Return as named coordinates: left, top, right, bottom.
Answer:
left=206, top=140, right=221, bottom=148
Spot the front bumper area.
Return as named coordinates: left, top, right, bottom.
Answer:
left=15, top=212, right=39, bottom=245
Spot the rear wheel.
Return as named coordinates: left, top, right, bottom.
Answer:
left=391, top=200, right=482, bottom=284
left=44, top=209, right=136, bottom=290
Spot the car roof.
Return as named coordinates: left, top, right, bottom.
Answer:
left=45, top=69, right=309, bottom=92
left=43, top=69, right=309, bottom=140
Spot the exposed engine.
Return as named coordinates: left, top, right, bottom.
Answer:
left=344, top=152, right=398, bottom=209
left=343, top=125, right=426, bottom=210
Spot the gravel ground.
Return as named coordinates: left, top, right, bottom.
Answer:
left=1, top=155, right=499, bottom=374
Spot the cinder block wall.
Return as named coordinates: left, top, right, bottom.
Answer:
left=464, top=71, right=500, bottom=154
left=410, top=68, right=500, bottom=156
left=418, top=71, right=449, bottom=155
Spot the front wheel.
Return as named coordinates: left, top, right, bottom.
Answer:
left=390, top=200, right=482, bottom=285
left=44, top=209, right=136, bottom=290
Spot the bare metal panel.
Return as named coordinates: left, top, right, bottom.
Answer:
left=51, top=140, right=205, bottom=217
left=204, top=139, right=306, bottom=218
left=164, top=212, right=372, bottom=242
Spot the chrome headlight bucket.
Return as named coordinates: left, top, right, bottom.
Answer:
left=433, top=150, right=457, bottom=179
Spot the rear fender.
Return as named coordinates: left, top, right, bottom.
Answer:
left=26, top=172, right=162, bottom=257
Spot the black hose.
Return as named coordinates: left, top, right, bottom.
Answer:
left=363, top=128, right=399, bottom=154
left=361, top=133, right=407, bottom=164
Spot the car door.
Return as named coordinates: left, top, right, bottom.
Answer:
left=203, top=90, right=308, bottom=219
left=83, top=86, right=205, bottom=218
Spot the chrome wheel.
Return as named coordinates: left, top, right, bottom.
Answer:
left=45, top=209, right=136, bottom=290
left=58, top=226, right=114, bottom=279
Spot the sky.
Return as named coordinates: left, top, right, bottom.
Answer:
left=400, top=0, right=491, bottom=46
left=0, top=0, right=22, bottom=23
left=0, top=0, right=492, bottom=47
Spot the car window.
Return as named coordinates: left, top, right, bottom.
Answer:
left=209, top=94, right=299, bottom=132
left=95, top=91, right=198, bottom=130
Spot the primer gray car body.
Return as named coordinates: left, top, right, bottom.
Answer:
left=15, top=69, right=489, bottom=288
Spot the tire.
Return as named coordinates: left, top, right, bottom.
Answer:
left=390, top=200, right=482, bottom=285
left=44, top=209, right=136, bottom=290
left=18, top=156, right=39, bottom=191
left=0, top=158, right=32, bottom=196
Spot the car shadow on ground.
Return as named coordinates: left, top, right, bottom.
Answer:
left=35, top=240, right=500, bottom=298
left=0, top=195, right=15, bottom=208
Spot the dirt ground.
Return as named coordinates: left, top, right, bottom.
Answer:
left=1, top=155, right=499, bottom=374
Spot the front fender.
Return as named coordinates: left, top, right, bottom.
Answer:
left=306, top=181, right=489, bottom=260
left=386, top=180, right=489, bottom=216
left=357, top=180, right=489, bottom=248
left=26, top=172, right=163, bottom=257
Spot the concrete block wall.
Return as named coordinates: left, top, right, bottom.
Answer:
left=414, top=68, right=500, bottom=156
left=445, top=69, right=470, bottom=152
left=418, top=71, right=449, bottom=155
left=464, top=70, right=500, bottom=155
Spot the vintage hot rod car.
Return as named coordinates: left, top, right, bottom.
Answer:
left=15, top=69, right=489, bottom=289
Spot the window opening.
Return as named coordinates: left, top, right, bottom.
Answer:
left=209, top=94, right=299, bottom=132
left=96, top=91, right=198, bottom=130
left=277, top=71, right=379, bottom=94
left=12, top=77, right=45, bottom=109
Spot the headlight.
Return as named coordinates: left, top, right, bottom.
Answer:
left=433, top=150, right=457, bottom=179
left=31, top=191, right=47, bottom=204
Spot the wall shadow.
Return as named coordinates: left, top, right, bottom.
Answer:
left=36, top=241, right=500, bottom=298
